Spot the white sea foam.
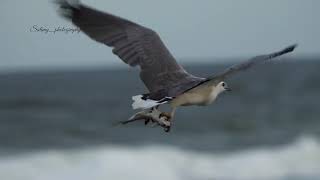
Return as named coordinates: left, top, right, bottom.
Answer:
left=0, top=136, right=319, bottom=180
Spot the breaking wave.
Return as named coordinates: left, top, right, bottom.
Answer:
left=0, top=136, right=319, bottom=180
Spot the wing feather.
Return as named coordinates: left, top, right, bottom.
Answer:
left=207, top=44, right=297, bottom=82
left=55, top=0, right=203, bottom=93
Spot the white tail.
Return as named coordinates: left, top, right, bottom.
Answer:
left=131, top=95, right=161, bottom=110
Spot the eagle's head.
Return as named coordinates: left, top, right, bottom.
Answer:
left=217, top=81, right=231, bottom=93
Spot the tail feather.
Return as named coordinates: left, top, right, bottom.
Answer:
left=132, top=95, right=170, bottom=110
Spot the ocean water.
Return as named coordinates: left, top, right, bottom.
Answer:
left=0, top=59, right=319, bottom=180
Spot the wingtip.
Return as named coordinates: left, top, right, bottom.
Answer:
left=53, top=0, right=80, bottom=7
left=53, top=0, right=81, bottom=20
left=283, top=44, right=298, bottom=53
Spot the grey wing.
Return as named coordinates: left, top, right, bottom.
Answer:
left=55, top=0, right=202, bottom=93
left=207, top=44, right=297, bottom=82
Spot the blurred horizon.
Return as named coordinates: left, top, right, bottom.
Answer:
left=0, top=55, right=316, bottom=74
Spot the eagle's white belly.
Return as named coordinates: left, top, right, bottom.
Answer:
left=170, top=85, right=220, bottom=107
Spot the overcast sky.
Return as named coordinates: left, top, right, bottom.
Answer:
left=0, top=0, right=319, bottom=72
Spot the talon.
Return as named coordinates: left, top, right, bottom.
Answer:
left=160, top=112, right=172, bottom=120
left=159, top=112, right=173, bottom=132
left=164, top=125, right=171, bottom=132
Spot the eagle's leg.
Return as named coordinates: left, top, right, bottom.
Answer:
left=123, top=106, right=172, bottom=131
left=159, top=107, right=176, bottom=132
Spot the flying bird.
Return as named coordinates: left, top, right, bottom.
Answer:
left=55, top=0, right=297, bottom=132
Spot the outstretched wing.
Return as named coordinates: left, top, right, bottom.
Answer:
left=206, top=44, right=297, bottom=82
left=55, top=0, right=203, bottom=93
